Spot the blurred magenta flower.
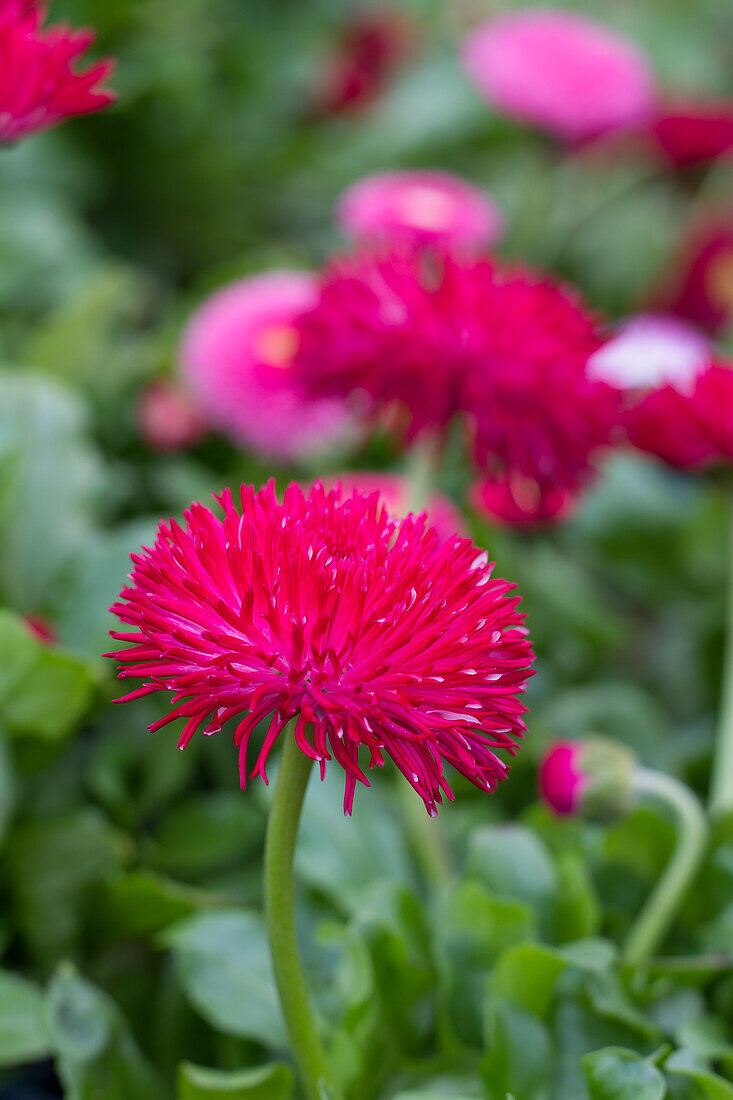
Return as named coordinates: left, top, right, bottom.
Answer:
left=652, top=100, right=733, bottom=166
left=625, top=359, right=733, bottom=468
left=588, top=314, right=709, bottom=392
left=311, top=9, right=414, bottom=116
left=0, top=0, right=114, bottom=143
left=295, top=251, right=618, bottom=516
left=180, top=272, right=354, bottom=463
left=539, top=737, right=635, bottom=820
left=472, top=475, right=575, bottom=528
left=137, top=380, right=204, bottom=452
left=24, top=614, right=56, bottom=645
left=338, top=170, right=503, bottom=250
left=108, top=481, right=533, bottom=815
left=664, top=219, right=733, bottom=335
left=461, top=9, right=654, bottom=142
left=329, top=471, right=466, bottom=540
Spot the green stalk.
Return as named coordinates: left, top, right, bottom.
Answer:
left=622, top=767, right=708, bottom=966
left=264, top=732, right=340, bottom=1100
left=709, top=494, right=733, bottom=819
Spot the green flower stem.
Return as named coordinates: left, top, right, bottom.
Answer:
left=264, top=732, right=340, bottom=1100
left=400, top=432, right=454, bottom=887
left=622, top=767, right=708, bottom=967
left=710, top=493, right=733, bottom=819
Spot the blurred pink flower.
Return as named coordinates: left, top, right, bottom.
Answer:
left=472, top=475, right=575, bottom=529
left=180, top=272, right=354, bottom=463
left=24, top=614, right=56, bottom=645
left=663, top=219, right=733, bottom=335
left=0, top=0, right=114, bottom=143
left=330, top=471, right=465, bottom=541
left=652, top=100, right=733, bottom=167
left=137, top=380, right=205, bottom=452
left=461, top=9, right=655, bottom=142
left=338, top=170, right=503, bottom=249
left=311, top=10, right=414, bottom=116
left=588, top=315, right=709, bottom=393
left=538, top=740, right=584, bottom=815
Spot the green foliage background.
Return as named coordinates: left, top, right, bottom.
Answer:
left=0, top=1, right=732, bottom=1098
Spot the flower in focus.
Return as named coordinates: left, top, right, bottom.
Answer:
left=311, top=9, right=414, bottom=116
left=337, top=170, right=503, bottom=250
left=329, top=471, right=466, bottom=541
left=0, top=0, right=115, bottom=144
left=588, top=314, right=710, bottom=392
left=624, top=360, right=733, bottom=469
left=652, top=100, right=733, bottom=167
left=664, top=219, right=733, bottom=335
left=539, top=737, right=635, bottom=820
left=472, top=475, right=575, bottom=528
left=108, top=481, right=533, bottom=816
left=137, top=380, right=205, bottom=452
left=179, top=272, right=354, bottom=463
left=461, top=9, right=655, bottom=142
left=294, top=251, right=616, bottom=517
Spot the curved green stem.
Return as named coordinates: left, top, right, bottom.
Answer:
left=710, top=494, right=733, bottom=818
left=264, top=733, right=340, bottom=1100
left=622, top=767, right=708, bottom=966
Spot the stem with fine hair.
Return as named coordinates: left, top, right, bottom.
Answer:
left=710, top=492, right=733, bottom=818
left=264, top=731, right=340, bottom=1100
left=622, top=767, right=708, bottom=966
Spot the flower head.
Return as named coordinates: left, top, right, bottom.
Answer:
left=311, top=10, right=413, bottom=116
left=108, top=481, right=533, bottom=815
left=472, top=475, right=575, bottom=529
left=0, top=0, right=114, bottom=144
left=338, top=170, right=503, bottom=250
left=461, top=9, right=654, bottom=142
left=137, top=380, right=205, bottom=452
left=180, top=272, right=354, bottom=463
left=295, top=252, right=615, bottom=513
left=664, top=219, right=733, bottom=335
left=624, top=359, right=733, bottom=469
left=539, top=737, right=635, bottom=820
left=652, top=100, right=733, bottom=167
left=329, top=471, right=466, bottom=541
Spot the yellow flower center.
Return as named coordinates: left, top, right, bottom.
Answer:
left=253, top=324, right=300, bottom=368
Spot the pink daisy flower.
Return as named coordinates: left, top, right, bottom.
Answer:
left=108, top=481, right=533, bottom=816
left=0, top=0, right=114, bottom=144
left=538, top=738, right=635, bottom=821
left=461, top=9, right=655, bottom=143
left=180, top=272, right=354, bottom=463
left=295, top=252, right=615, bottom=496
left=338, top=170, right=503, bottom=250
left=329, top=471, right=465, bottom=541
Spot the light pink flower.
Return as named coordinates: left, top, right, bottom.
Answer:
left=461, top=9, right=655, bottom=142
left=330, top=471, right=466, bottom=541
left=338, top=170, right=503, bottom=249
left=180, top=272, right=354, bottom=463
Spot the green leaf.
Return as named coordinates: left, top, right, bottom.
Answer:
left=46, top=965, right=160, bottom=1100
left=103, top=871, right=216, bottom=938
left=665, top=1050, right=733, bottom=1099
left=177, top=1061, right=294, bottom=1099
left=583, top=1047, right=667, bottom=1100
left=465, top=824, right=557, bottom=928
left=0, top=609, right=96, bottom=740
left=0, top=731, right=14, bottom=846
left=490, top=943, right=567, bottom=1020
left=0, top=969, right=50, bottom=1067
left=162, top=910, right=287, bottom=1049
left=150, top=792, right=264, bottom=878
left=482, top=999, right=552, bottom=1100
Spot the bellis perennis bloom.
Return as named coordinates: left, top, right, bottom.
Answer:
left=539, top=738, right=635, bottom=821
left=0, top=0, right=114, bottom=144
left=295, top=251, right=618, bottom=520
left=108, top=481, right=533, bottom=816
left=338, top=170, right=503, bottom=250
left=180, top=272, right=354, bottom=463
left=461, top=9, right=654, bottom=143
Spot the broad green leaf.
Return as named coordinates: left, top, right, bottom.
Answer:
left=46, top=965, right=160, bottom=1100
left=162, top=910, right=287, bottom=1049
left=103, top=871, right=215, bottom=938
left=490, top=943, right=567, bottom=1020
left=0, top=732, right=14, bottom=845
left=466, top=824, right=557, bottom=921
left=583, top=1047, right=666, bottom=1100
left=150, top=792, right=264, bottom=878
left=177, top=1061, right=294, bottom=1099
left=0, top=970, right=50, bottom=1066
left=482, top=999, right=551, bottom=1100
left=665, top=1049, right=733, bottom=1099
left=553, top=851, right=601, bottom=942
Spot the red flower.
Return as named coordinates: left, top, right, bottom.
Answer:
left=295, top=251, right=617, bottom=513
left=665, top=219, right=733, bottom=335
left=652, top=100, right=733, bottom=167
left=311, top=10, right=413, bottom=116
left=625, top=360, right=733, bottom=468
left=108, top=481, right=533, bottom=815
left=0, top=0, right=114, bottom=143
left=538, top=738, right=635, bottom=821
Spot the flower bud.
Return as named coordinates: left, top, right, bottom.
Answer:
left=538, top=737, right=636, bottom=822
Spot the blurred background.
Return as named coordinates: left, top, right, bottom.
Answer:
left=0, top=1, right=732, bottom=1098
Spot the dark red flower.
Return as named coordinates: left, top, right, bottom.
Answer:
left=625, top=359, right=733, bottom=468
left=665, top=219, right=733, bottom=335
left=312, top=10, right=413, bottom=116
left=0, top=0, right=114, bottom=143
left=295, top=251, right=618, bottom=510
left=652, top=100, right=733, bottom=167
left=108, top=482, right=533, bottom=815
